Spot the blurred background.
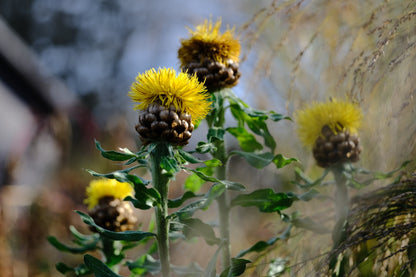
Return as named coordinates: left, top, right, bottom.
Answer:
left=0, top=0, right=415, bottom=276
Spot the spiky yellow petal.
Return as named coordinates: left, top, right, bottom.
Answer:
left=295, top=99, right=363, bottom=147
left=84, top=179, right=134, bottom=210
left=178, top=18, right=240, bottom=66
left=128, top=68, right=210, bottom=121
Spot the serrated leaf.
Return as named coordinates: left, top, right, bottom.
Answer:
left=227, top=127, right=263, bottom=152
left=48, top=236, right=99, bottom=254
left=230, top=189, right=294, bottom=212
left=177, top=149, right=204, bottom=164
left=76, top=211, right=156, bottom=241
left=69, top=225, right=99, bottom=244
left=229, top=151, right=274, bottom=169
left=220, top=258, right=251, bottom=277
left=174, top=184, right=226, bottom=219
left=236, top=225, right=292, bottom=258
left=272, top=154, right=297, bottom=168
left=168, top=191, right=201, bottom=208
left=95, top=140, right=137, bottom=162
left=84, top=254, right=122, bottom=277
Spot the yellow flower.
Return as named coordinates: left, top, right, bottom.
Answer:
left=84, top=179, right=134, bottom=210
left=128, top=68, right=210, bottom=122
left=178, top=17, right=240, bottom=67
left=295, top=99, right=363, bottom=147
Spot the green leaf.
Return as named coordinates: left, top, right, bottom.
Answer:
left=69, top=225, right=100, bottom=245
left=76, top=211, right=156, bottom=241
left=174, top=184, right=226, bottom=219
left=168, top=191, right=201, bottom=208
left=269, top=112, right=291, bottom=122
left=229, top=151, right=274, bottom=169
left=220, top=258, right=251, bottom=277
left=180, top=218, right=220, bottom=245
left=195, top=141, right=217, bottom=154
left=184, top=172, right=207, bottom=193
left=177, top=149, right=204, bottom=164
left=208, top=127, right=225, bottom=142
left=47, top=236, right=99, bottom=254
left=95, top=140, right=138, bottom=162
left=160, top=156, right=180, bottom=177
left=272, top=154, right=297, bottom=168
left=230, top=189, right=294, bottom=212
left=227, top=127, right=263, bottom=152
left=236, top=225, right=292, bottom=258
left=56, top=262, right=90, bottom=275
left=84, top=254, right=122, bottom=277
left=127, top=254, right=160, bottom=275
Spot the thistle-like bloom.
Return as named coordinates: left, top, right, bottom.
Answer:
left=129, top=67, right=210, bottom=122
left=178, top=18, right=241, bottom=92
left=85, top=178, right=134, bottom=210
left=295, top=99, right=363, bottom=167
left=178, top=18, right=240, bottom=67
left=129, top=67, right=210, bottom=146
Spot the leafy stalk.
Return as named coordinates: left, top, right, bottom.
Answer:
left=149, top=142, right=171, bottom=277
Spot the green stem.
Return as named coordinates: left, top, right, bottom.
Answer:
left=101, top=236, right=119, bottom=273
left=150, top=142, right=171, bottom=277
left=209, top=90, right=231, bottom=270
left=331, top=163, right=349, bottom=247
left=213, top=138, right=231, bottom=270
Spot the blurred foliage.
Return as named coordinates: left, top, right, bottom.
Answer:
left=238, top=0, right=416, bottom=173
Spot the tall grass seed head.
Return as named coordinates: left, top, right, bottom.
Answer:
left=84, top=178, right=134, bottom=210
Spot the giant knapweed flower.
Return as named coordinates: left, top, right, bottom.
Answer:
left=85, top=179, right=137, bottom=232
left=178, top=18, right=241, bottom=92
left=129, top=67, right=210, bottom=146
left=295, top=99, right=363, bottom=168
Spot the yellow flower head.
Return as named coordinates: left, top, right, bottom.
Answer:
left=129, top=67, right=211, bottom=121
left=178, top=18, right=240, bottom=67
left=84, top=179, right=134, bottom=210
left=295, top=99, right=363, bottom=147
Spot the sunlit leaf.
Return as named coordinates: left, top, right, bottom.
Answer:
left=272, top=154, right=297, bottom=168
left=95, top=140, right=138, bottom=162
left=227, top=127, right=263, bottom=152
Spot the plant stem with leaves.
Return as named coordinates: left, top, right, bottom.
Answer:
left=150, top=142, right=171, bottom=277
